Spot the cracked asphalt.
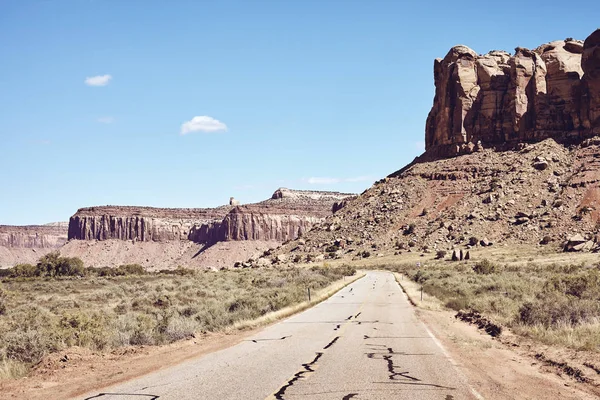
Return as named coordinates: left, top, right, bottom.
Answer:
left=79, top=271, right=479, bottom=400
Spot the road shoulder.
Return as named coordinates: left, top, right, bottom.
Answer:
left=394, top=272, right=600, bottom=399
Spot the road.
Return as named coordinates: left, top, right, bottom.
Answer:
left=79, top=271, right=480, bottom=400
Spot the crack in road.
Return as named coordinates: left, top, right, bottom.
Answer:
left=84, top=393, right=160, bottom=399
left=273, top=352, right=324, bottom=400
left=249, top=336, right=291, bottom=343
left=323, top=336, right=340, bottom=350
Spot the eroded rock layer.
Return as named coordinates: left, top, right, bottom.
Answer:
left=426, top=29, right=600, bottom=157
left=67, top=189, right=354, bottom=245
left=0, top=224, right=67, bottom=249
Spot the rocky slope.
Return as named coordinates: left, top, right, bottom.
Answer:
left=0, top=224, right=68, bottom=267
left=426, top=29, right=600, bottom=158
left=260, top=29, right=600, bottom=265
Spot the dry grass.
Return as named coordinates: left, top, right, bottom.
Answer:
left=351, top=246, right=600, bottom=352
left=0, top=265, right=356, bottom=379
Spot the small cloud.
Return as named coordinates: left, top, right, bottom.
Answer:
left=415, top=140, right=425, bottom=151
left=181, top=116, right=227, bottom=135
left=307, top=177, right=341, bottom=185
left=97, top=116, right=114, bottom=124
left=85, top=74, right=112, bottom=86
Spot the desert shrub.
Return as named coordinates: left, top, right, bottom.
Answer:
left=543, top=270, right=600, bottom=299
left=117, top=264, right=146, bottom=275
left=519, top=295, right=600, bottom=328
left=403, top=223, right=416, bottom=235
left=436, top=250, right=447, bottom=259
left=3, top=330, right=56, bottom=364
left=9, top=264, right=37, bottom=278
left=468, top=236, right=479, bottom=246
left=473, top=259, right=498, bottom=275
left=293, top=254, right=303, bottom=263
left=34, top=252, right=85, bottom=277
left=87, top=266, right=118, bottom=277
left=361, top=251, right=371, bottom=258
left=58, top=311, right=113, bottom=350
left=445, top=297, right=470, bottom=311
left=0, top=284, right=7, bottom=315
left=412, top=270, right=429, bottom=284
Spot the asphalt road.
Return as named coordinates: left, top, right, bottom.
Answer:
left=80, top=271, right=480, bottom=400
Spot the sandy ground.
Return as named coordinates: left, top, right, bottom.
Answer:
left=58, top=239, right=281, bottom=270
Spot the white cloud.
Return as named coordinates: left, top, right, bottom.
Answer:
left=97, top=116, right=114, bottom=124
left=180, top=116, right=227, bottom=135
left=305, top=176, right=373, bottom=185
left=85, top=74, right=112, bottom=86
left=307, top=177, right=341, bottom=185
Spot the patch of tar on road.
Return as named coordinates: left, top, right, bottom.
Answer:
left=334, top=324, right=341, bottom=331
left=323, top=336, right=340, bottom=350
left=365, top=344, right=456, bottom=390
left=273, top=352, right=324, bottom=400
left=342, top=394, right=358, bottom=399
left=363, top=335, right=430, bottom=339
left=354, top=312, right=362, bottom=319
left=249, top=336, right=291, bottom=343
left=445, top=395, right=455, bottom=400
left=84, top=394, right=160, bottom=399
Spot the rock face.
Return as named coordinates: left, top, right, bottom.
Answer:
left=0, top=224, right=68, bottom=267
left=426, top=29, right=600, bottom=157
left=0, top=224, right=68, bottom=249
left=68, top=206, right=230, bottom=243
left=67, top=189, right=354, bottom=245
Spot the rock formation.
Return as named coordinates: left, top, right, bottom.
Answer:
left=0, top=224, right=67, bottom=249
left=68, top=206, right=231, bottom=243
left=0, top=224, right=68, bottom=267
left=67, top=188, right=354, bottom=245
left=426, top=29, right=600, bottom=158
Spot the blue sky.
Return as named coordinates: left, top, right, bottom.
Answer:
left=0, top=0, right=598, bottom=224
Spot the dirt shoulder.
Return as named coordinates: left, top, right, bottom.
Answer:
left=0, top=273, right=364, bottom=400
left=395, top=274, right=600, bottom=399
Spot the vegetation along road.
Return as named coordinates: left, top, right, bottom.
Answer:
left=79, top=271, right=481, bottom=400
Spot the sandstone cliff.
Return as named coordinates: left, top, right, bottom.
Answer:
left=0, top=224, right=67, bottom=249
left=0, top=224, right=68, bottom=267
left=68, top=206, right=231, bottom=243
left=67, top=188, right=354, bottom=245
left=59, top=188, right=353, bottom=269
left=426, top=29, right=600, bottom=157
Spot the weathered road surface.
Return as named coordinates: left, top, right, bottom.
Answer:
left=80, top=271, right=480, bottom=400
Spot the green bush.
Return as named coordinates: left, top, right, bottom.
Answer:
left=117, top=264, right=146, bottom=275
left=10, top=264, right=37, bottom=278
left=435, top=250, right=447, bottom=259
